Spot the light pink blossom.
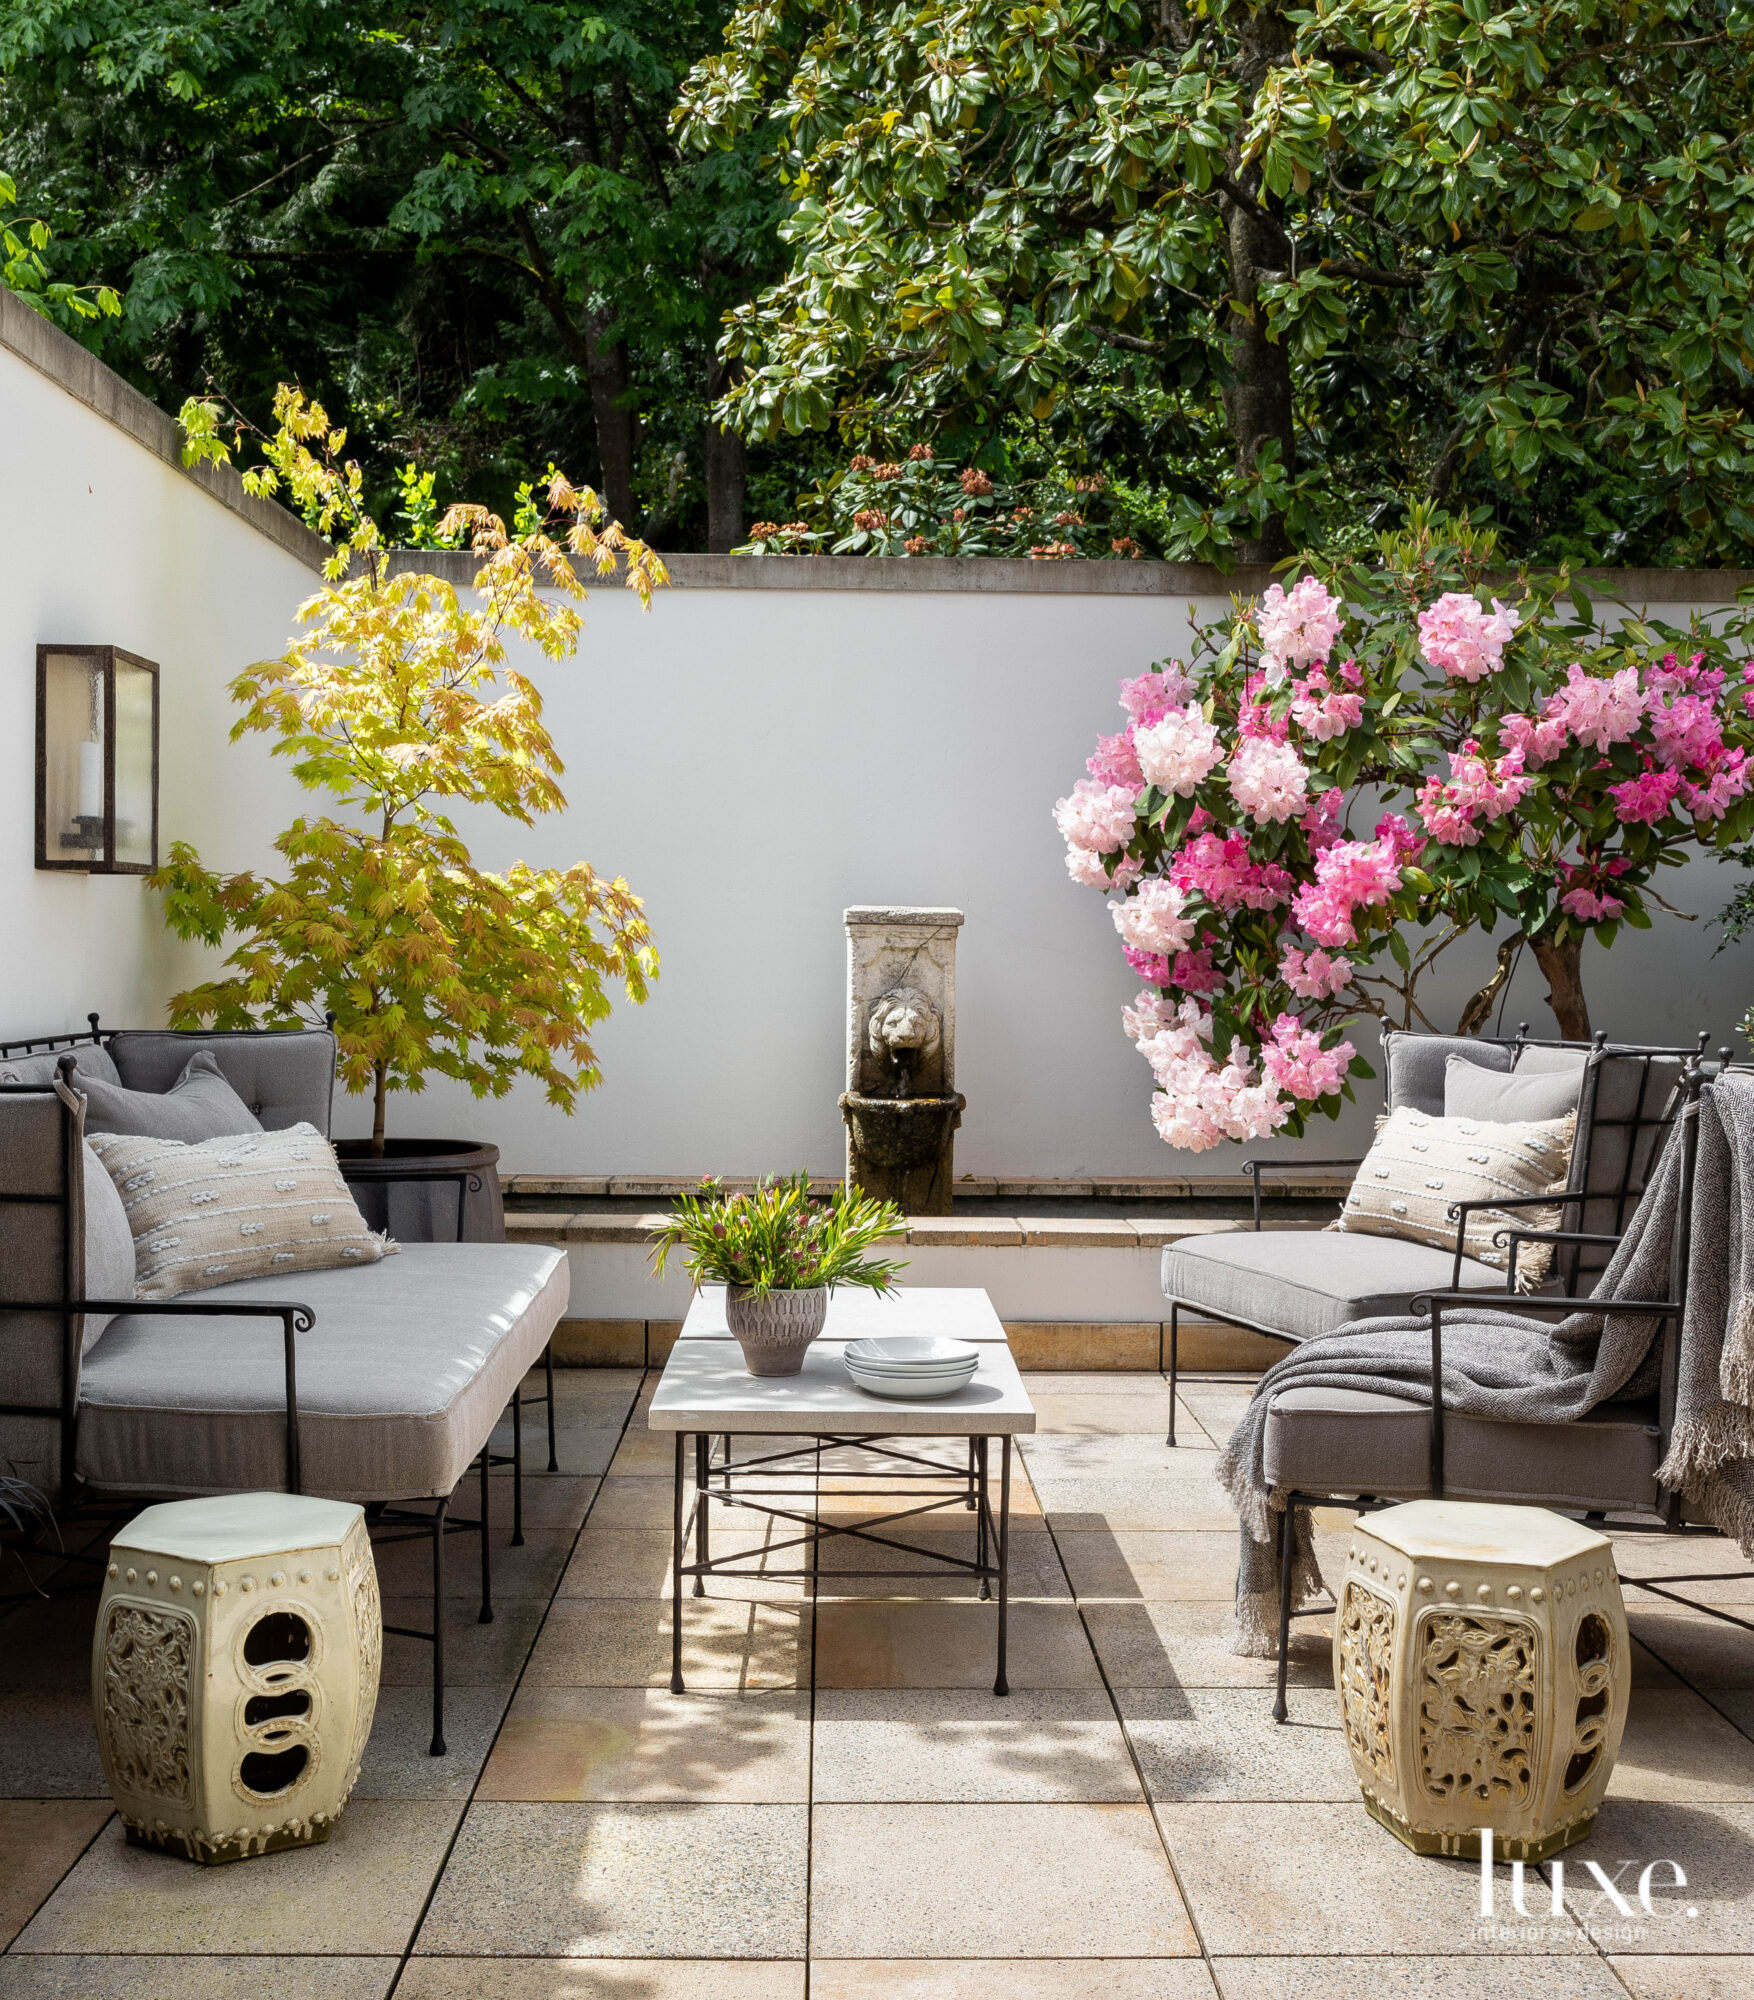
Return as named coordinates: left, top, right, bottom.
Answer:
left=1682, top=748, right=1750, bottom=820
left=1290, top=666, right=1365, bottom=741
left=1500, top=710, right=1570, bottom=767
left=1138, top=1018, right=1288, bottom=1151
left=1118, top=665, right=1194, bottom=727
left=1228, top=736, right=1310, bottom=823
left=1415, top=741, right=1533, bottom=846
left=1122, top=944, right=1173, bottom=985
left=1169, top=946, right=1223, bottom=995
left=1281, top=945, right=1353, bottom=999
left=1259, top=1014, right=1354, bottom=1103
left=1560, top=886, right=1625, bottom=922
left=1087, top=729, right=1143, bottom=788
left=1122, top=989, right=1186, bottom=1044
left=1053, top=778, right=1137, bottom=853
left=1257, top=576, right=1344, bottom=686
left=1374, top=814, right=1426, bottom=864
left=1289, top=837, right=1404, bottom=946
left=1545, top=662, right=1645, bottom=751
left=1650, top=692, right=1724, bottom=771
left=1417, top=592, right=1520, bottom=681
left=1111, top=879, right=1197, bottom=957
left=1065, top=846, right=1141, bottom=891
left=1134, top=703, right=1225, bottom=795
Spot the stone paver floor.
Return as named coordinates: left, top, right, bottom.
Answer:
left=2, top=1366, right=1753, bottom=1997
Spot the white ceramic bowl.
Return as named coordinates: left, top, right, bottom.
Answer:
left=844, top=1337, right=979, bottom=1369
left=845, top=1362, right=978, bottom=1401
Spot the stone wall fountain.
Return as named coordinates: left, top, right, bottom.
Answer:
left=839, top=906, right=965, bottom=1215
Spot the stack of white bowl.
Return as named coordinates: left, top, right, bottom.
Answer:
left=843, top=1336, right=979, bottom=1399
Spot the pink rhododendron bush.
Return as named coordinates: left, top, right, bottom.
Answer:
left=1055, top=523, right=1754, bottom=1153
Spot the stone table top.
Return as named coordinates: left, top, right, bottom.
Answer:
left=679, top=1284, right=1009, bottom=1342
left=648, top=1333, right=1036, bottom=1436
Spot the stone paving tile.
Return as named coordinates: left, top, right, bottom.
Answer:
left=1606, top=1957, right=1754, bottom=1998
left=11, top=1803, right=462, bottom=1956
left=816, top=1478, right=1044, bottom=1523
left=1021, top=1371, right=1170, bottom=1396
left=397, top=1962, right=804, bottom=1999
left=524, top=1599, right=812, bottom=1690
left=1024, top=1434, right=1207, bottom=1474
left=0, top=1596, right=98, bottom=1693
left=372, top=1529, right=580, bottom=1601
left=1627, top=1607, right=1754, bottom=1690
left=1557, top=1801, right=1754, bottom=1953
left=1028, top=1392, right=1175, bottom=1436
left=810, top=1802, right=1198, bottom=1958
left=812, top=1690, right=1141, bottom=1803
left=813, top=1601, right=1101, bottom=1691
left=1030, top=1478, right=1238, bottom=1535
left=811, top=1962, right=1215, bottom=1999
left=1609, top=1687, right=1754, bottom=1801
left=0, top=1960, right=399, bottom=2000
left=1085, top=1599, right=1335, bottom=1693
left=483, top=1472, right=605, bottom=1532
left=1708, top=1688, right=1754, bottom=1738
left=1154, top=1803, right=1593, bottom=1956
left=351, top=1685, right=512, bottom=1799
left=414, top=1801, right=808, bottom=1958
left=558, top=1526, right=807, bottom=1603
left=0, top=1688, right=110, bottom=1796
left=0, top=1801, right=112, bottom=1948
left=1117, top=1687, right=1357, bottom=1803
left=1211, top=1961, right=1626, bottom=1999
left=812, top=1526, right=1072, bottom=1601
left=1058, top=1528, right=1269, bottom=1598
left=477, top=1688, right=811, bottom=1802
left=380, top=1595, right=550, bottom=1687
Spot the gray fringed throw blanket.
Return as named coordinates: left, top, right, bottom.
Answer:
left=1217, top=1072, right=1754, bottom=1656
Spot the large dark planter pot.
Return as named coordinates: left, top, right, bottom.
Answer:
left=335, top=1138, right=505, bottom=1244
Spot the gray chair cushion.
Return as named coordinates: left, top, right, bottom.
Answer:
left=81, top=1141, right=136, bottom=1353
left=1445, top=1054, right=1582, bottom=1124
left=79, top=1049, right=262, bottom=1142
left=109, top=1029, right=336, bottom=1137
left=0, top=1043, right=120, bottom=1088
left=1262, top=1383, right=1663, bottom=1511
left=76, top=1243, right=569, bottom=1502
left=1383, top=1031, right=1512, bottom=1115
left=1161, top=1230, right=1508, bottom=1342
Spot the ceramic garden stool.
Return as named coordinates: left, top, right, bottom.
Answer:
left=1334, top=1498, right=1628, bottom=1863
left=93, top=1491, right=382, bottom=1864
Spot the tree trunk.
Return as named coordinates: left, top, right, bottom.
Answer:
left=1219, top=3, right=1296, bottom=563
left=584, top=310, right=638, bottom=528
left=702, top=357, right=746, bottom=552
left=1529, top=930, right=1592, bottom=1042
left=371, top=1061, right=387, bottom=1158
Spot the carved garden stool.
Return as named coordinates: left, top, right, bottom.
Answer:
left=1334, top=1499, right=1628, bottom=1863
left=93, top=1492, right=382, bottom=1864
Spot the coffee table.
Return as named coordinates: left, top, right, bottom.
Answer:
left=648, top=1289, right=1035, bottom=1695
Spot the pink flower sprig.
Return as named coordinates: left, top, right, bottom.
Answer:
left=1415, top=741, right=1533, bottom=847
left=1281, top=944, right=1353, bottom=999
left=1257, top=576, right=1344, bottom=687
left=1135, top=703, right=1225, bottom=795
left=1260, top=1014, right=1355, bottom=1102
left=1417, top=592, right=1520, bottom=681
left=1609, top=764, right=1683, bottom=825
left=1169, top=831, right=1294, bottom=911
left=1228, top=735, right=1310, bottom=823
left=1289, top=836, right=1405, bottom=947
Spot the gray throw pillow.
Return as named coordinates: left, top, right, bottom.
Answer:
left=78, top=1049, right=263, bottom=1143
left=1444, top=1054, right=1583, bottom=1125
left=80, top=1141, right=137, bottom=1353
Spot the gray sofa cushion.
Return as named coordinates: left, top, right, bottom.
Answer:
left=76, top=1242, right=568, bottom=1501
left=1262, top=1383, right=1663, bottom=1511
left=81, top=1141, right=136, bottom=1353
left=0, top=1043, right=120, bottom=1088
left=1161, top=1230, right=1508, bottom=1342
left=109, top=1029, right=336, bottom=1137
left=1383, top=1031, right=1512, bottom=1115
left=80, top=1049, right=262, bottom=1142
left=1445, top=1054, right=1582, bottom=1124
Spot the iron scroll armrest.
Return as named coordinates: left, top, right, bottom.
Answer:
left=1243, top=1158, right=1365, bottom=1231
left=1496, top=1227, right=1626, bottom=1294
left=1444, top=1190, right=1596, bottom=1289
left=6, top=1296, right=316, bottom=1495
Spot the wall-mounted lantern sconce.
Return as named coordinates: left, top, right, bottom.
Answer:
left=35, top=645, right=160, bottom=874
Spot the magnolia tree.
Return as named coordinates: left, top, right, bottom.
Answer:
left=1055, top=521, right=1754, bottom=1152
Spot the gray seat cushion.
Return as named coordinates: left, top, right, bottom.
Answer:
left=109, top=1030, right=336, bottom=1136
left=1263, top=1384, right=1663, bottom=1511
left=76, top=1243, right=569, bottom=1502
left=1161, top=1231, right=1508, bottom=1342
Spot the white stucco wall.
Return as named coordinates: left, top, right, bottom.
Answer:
left=7, top=306, right=1754, bottom=1177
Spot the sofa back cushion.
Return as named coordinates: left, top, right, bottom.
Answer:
left=109, top=1029, right=336, bottom=1136
left=1383, top=1031, right=1514, bottom=1116
left=0, top=1043, right=120, bottom=1088
left=80, top=1049, right=262, bottom=1142
left=88, top=1121, right=394, bottom=1300
left=1445, top=1054, right=1583, bottom=1124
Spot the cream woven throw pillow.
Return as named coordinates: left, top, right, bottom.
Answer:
left=1336, top=1104, right=1577, bottom=1286
left=87, top=1122, right=395, bottom=1300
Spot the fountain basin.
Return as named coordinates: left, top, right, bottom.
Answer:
left=840, top=1093, right=964, bottom=1171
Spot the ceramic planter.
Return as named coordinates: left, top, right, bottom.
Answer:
left=724, top=1284, right=829, bottom=1376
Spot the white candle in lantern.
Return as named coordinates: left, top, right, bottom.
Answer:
left=77, top=736, right=103, bottom=820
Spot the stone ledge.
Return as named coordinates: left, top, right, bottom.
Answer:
left=503, top=1171, right=1354, bottom=1201
left=507, top=1210, right=1323, bottom=1250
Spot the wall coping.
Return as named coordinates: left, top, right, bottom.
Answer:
left=10, top=295, right=1751, bottom=602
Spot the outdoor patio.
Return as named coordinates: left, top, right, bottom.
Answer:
left=3, top=1361, right=1752, bottom=1999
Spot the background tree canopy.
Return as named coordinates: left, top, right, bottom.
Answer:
left=6, top=0, right=1754, bottom=564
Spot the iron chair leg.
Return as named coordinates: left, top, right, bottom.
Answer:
left=1166, top=1304, right=1179, bottom=1446
left=429, top=1497, right=449, bottom=1756
left=478, top=1446, right=495, bottom=1625
left=511, top=1381, right=525, bottom=1547
left=544, top=1337, right=558, bottom=1473
left=1272, top=1498, right=1297, bottom=1725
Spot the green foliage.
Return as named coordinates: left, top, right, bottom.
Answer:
left=155, top=386, right=667, bottom=1147
left=0, top=145, right=117, bottom=326
left=651, top=1173, right=908, bottom=1295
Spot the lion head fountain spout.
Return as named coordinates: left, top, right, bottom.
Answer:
left=839, top=909, right=966, bottom=1215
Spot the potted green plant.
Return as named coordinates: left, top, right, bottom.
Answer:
left=652, top=1173, right=907, bottom=1376
left=156, top=388, right=665, bottom=1236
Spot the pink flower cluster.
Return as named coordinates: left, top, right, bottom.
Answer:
left=1065, top=846, right=1141, bottom=891
left=1417, top=592, right=1520, bottom=682
left=1608, top=765, right=1682, bottom=825
left=1228, top=735, right=1309, bottom=823
left=1054, top=777, right=1136, bottom=854
left=1280, top=945, right=1353, bottom=999
left=1415, top=741, right=1533, bottom=847
left=1132, top=1003, right=1288, bottom=1151
left=1169, top=831, right=1294, bottom=911
left=1290, top=664, right=1365, bottom=741
left=1257, top=576, right=1344, bottom=687
left=1135, top=703, right=1225, bottom=795
left=1547, top=662, right=1644, bottom=752
left=1119, top=665, right=1194, bottom=727
left=1558, top=856, right=1631, bottom=923
left=1289, top=836, right=1405, bottom=947
left=1086, top=729, right=1143, bottom=788
left=1111, top=879, right=1196, bottom=956
left=1259, top=1014, right=1355, bottom=1103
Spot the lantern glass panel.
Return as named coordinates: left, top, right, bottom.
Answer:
left=113, top=657, right=157, bottom=868
left=42, top=649, right=107, bottom=862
